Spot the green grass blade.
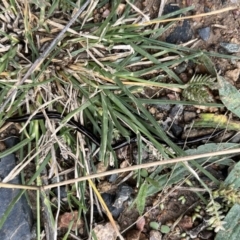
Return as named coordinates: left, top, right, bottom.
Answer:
left=100, top=93, right=108, bottom=162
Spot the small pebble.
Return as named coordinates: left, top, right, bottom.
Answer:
left=101, top=193, right=123, bottom=218
left=156, top=98, right=171, bottom=111
left=93, top=222, right=119, bottom=240
left=108, top=173, right=118, bottom=183
left=113, top=185, right=133, bottom=208
left=225, top=68, right=240, bottom=82
left=102, top=9, right=110, bottom=18
left=170, top=123, right=183, bottom=137
left=198, top=27, right=211, bottom=41
left=149, top=230, right=162, bottom=240
left=163, top=4, right=180, bottom=15
left=183, top=111, right=197, bottom=122
left=166, top=20, right=193, bottom=44
left=0, top=142, right=6, bottom=151
left=169, top=105, right=184, bottom=120
left=179, top=73, right=189, bottom=82
left=204, top=6, right=211, bottom=12
left=220, top=42, right=240, bottom=53
left=174, top=62, right=188, bottom=74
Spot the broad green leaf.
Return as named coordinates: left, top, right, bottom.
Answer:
left=215, top=204, right=240, bottom=240
left=136, top=182, right=148, bottom=215
left=185, top=142, right=240, bottom=161
left=224, top=161, right=240, bottom=188
left=214, top=163, right=240, bottom=240
left=149, top=222, right=160, bottom=230
left=147, top=174, right=169, bottom=196
left=146, top=177, right=161, bottom=188
left=218, top=75, right=240, bottom=118
left=140, top=169, right=148, bottom=178
left=160, top=225, right=170, bottom=234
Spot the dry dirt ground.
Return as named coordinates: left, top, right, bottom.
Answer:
left=144, top=0, right=240, bottom=78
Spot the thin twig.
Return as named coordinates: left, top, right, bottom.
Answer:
left=136, top=6, right=238, bottom=26
left=43, top=147, right=240, bottom=189
left=1, top=147, right=240, bottom=190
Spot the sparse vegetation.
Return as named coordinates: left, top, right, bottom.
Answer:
left=0, top=1, right=240, bottom=239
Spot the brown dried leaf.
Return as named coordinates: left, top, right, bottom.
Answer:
left=58, top=211, right=83, bottom=231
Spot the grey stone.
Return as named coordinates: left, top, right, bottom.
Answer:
left=169, top=105, right=184, bottom=120
left=166, top=20, right=193, bottom=44
left=100, top=193, right=123, bottom=219
left=204, top=6, right=211, bottom=13
left=198, top=27, right=211, bottom=41
left=4, top=136, right=19, bottom=148
left=113, top=185, right=133, bottom=208
left=0, top=139, right=33, bottom=240
left=163, top=4, right=180, bottom=15
left=156, top=98, right=171, bottom=112
left=149, top=230, right=162, bottom=240
left=220, top=42, right=240, bottom=53
left=174, top=62, right=188, bottom=74
left=183, top=111, right=197, bottom=123
left=170, top=123, right=183, bottom=138
left=108, top=174, right=118, bottom=183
